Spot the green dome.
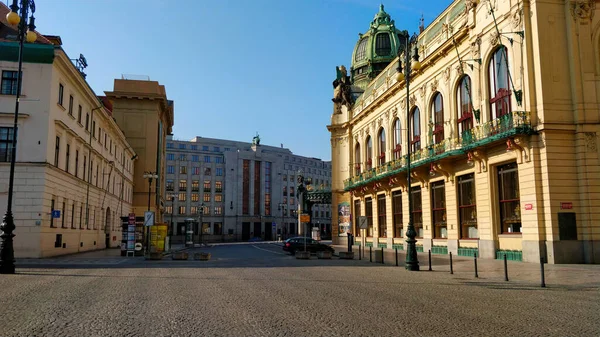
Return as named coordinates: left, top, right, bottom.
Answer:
left=350, top=4, right=407, bottom=90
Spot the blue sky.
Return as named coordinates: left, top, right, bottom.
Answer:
left=27, top=0, right=452, bottom=160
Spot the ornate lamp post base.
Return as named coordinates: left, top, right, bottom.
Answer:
left=404, top=237, right=420, bottom=271
left=0, top=212, right=16, bottom=274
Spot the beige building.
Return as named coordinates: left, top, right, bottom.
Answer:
left=328, top=1, right=600, bottom=264
left=0, top=6, right=136, bottom=257
left=105, top=77, right=174, bottom=224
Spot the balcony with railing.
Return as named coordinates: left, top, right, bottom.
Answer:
left=344, top=111, right=533, bottom=190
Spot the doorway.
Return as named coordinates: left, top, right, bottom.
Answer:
left=242, top=222, right=250, bottom=241
left=264, top=222, right=272, bottom=241
left=253, top=222, right=261, bottom=239
left=105, top=207, right=111, bottom=248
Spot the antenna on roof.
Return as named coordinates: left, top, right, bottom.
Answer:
left=71, top=54, right=88, bottom=79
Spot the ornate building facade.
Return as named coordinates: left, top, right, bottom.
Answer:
left=328, top=0, right=600, bottom=264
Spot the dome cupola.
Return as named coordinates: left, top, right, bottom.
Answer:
left=350, top=4, right=407, bottom=90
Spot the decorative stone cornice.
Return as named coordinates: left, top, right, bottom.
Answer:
left=570, top=0, right=595, bottom=21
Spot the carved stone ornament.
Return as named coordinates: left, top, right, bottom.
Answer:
left=456, top=63, right=464, bottom=76
left=409, top=94, right=417, bottom=107
left=471, top=37, right=481, bottom=58
left=512, top=8, right=522, bottom=28
left=399, top=100, right=406, bottom=112
left=570, top=0, right=596, bottom=20
left=443, top=66, right=451, bottom=82
left=419, top=85, right=426, bottom=98
left=390, top=106, right=398, bottom=118
left=465, top=0, right=478, bottom=12
left=585, top=132, right=597, bottom=151
left=489, top=31, right=500, bottom=46
left=430, top=78, right=439, bottom=92
left=377, top=117, right=383, bottom=128
left=358, top=128, right=364, bottom=139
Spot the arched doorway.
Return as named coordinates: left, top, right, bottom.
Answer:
left=105, top=207, right=111, bottom=248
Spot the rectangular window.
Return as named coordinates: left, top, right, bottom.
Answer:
left=92, top=121, right=96, bottom=138
left=204, top=193, right=211, bottom=202
left=83, top=156, right=87, bottom=181
left=179, top=143, right=186, bottom=149
left=178, top=206, right=186, bottom=215
left=377, top=194, right=387, bottom=237
left=243, top=160, right=250, bottom=215
left=213, top=146, right=220, bottom=152
left=289, top=197, right=295, bottom=205
left=61, top=200, right=67, bottom=228
left=54, top=136, right=60, bottom=167
left=214, top=222, right=223, bottom=235
left=431, top=181, right=447, bottom=239
left=167, top=153, right=175, bottom=160
left=179, top=154, right=186, bottom=161
left=215, top=157, right=223, bottom=164
left=191, top=145, right=198, bottom=150
left=215, top=194, right=222, bottom=202
left=204, top=167, right=211, bottom=176
left=392, top=190, right=402, bottom=237
left=165, top=206, right=173, bottom=214
left=254, top=161, right=261, bottom=215
left=265, top=163, right=271, bottom=216
left=1, top=70, right=19, bottom=95
left=203, top=180, right=211, bottom=192
left=192, top=155, right=199, bottom=162
left=365, top=197, right=373, bottom=237
left=179, top=179, right=187, bottom=190
left=192, top=167, right=200, bottom=175
left=75, top=150, right=79, bottom=177
left=166, top=179, right=174, bottom=191
left=202, top=205, right=210, bottom=215
left=65, top=144, right=70, bottom=173
left=71, top=203, right=75, bottom=229
left=191, top=193, right=199, bottom=202
left=167, top=166, right=175, bottom=174
left=167, top=143, right=173, bottom=148
left=85, top=113, right=89, bottom=131
left=214, top=207, right=222, bottom=215
left=58, top=83, right=64, bottom=106
left=498, top=162, right=521, bottom=233
left=190, top=206, right=197, bottom=215
left=79, top=205, right=83, bottom=229
left=180, top=166, right=187, bottom=174
left=50, top=198, right=56, bottom=228
left=192, top=180, right=199, bottom=191
left=178, top=192, right=186, bottom=202
left=215, top=181, right=222, bottom=193
left=216, top=168, right=223, bottom=176
left=411, top=187, right=423, bottom=237
left=77, top=105, right=82, bottom=124
left=458, top=174, right=477, bottom=239
left=225, top=147, right=230, bottom=151
left=204, top=156, right=211, bottom=163
left=68, top=95, right=74, bottom=116
left=202, top=146, right=209, bottom=151
left=0, top=127, right=14, bottom=162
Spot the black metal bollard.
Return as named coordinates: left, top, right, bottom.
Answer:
left=358, top=244, right=361, bottom=260
left=395, top=248, right=398, bottom=266
left=381, top=247, right=384, bottom=264
left=504, top=254, right=509, bottom=281
left=428, top=249, right=432, bottom=271
left=449, top=252, right=453, bottom=274
left=474, top=252, right=478, bottom=278
left=369, top=246, right=372, bottom=262
left=540, top=257, right=546, bottom=288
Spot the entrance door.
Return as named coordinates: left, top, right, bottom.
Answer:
left=242, top=222, right=251, bottom=241
left=264, top=222, right=272, bottom=241
left=105, top=207, right=111, bottom=248
left=253, top=222, right=261, bottom=239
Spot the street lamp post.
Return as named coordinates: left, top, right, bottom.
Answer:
left=143, top=171, right=158, bottom=256
left=198, top=203, right=204, bottom=246
left=395, top=31, right=422, bottom=271
left=169, top=194, right=177, bottom=245
left=0, top=0, right=38, bottom=274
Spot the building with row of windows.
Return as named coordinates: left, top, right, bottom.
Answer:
left=0, top=2, right=173, bottom=257
left=328, top=1, right=600, bottom=264
left=165, top=135, right=332, bottom=242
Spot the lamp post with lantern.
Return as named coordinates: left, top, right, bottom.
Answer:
left=395, top=30, right=422, bottom=271
left=0, top=0, right=38, bottom=274
left=143, top=171, right=158, bottom=256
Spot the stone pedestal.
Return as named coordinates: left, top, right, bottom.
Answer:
left=317, top=251, right=332, bottom=259
left=295, top=251, right=310, bottom=259
left=172, top=252, right=189, bottom=260
left=194, top=252, right=211, bottom=261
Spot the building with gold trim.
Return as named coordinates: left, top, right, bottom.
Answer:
left=328, top=0, right=600, bottom=264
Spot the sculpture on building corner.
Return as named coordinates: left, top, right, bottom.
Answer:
left=332, top=65, right=355, bottom=114
left=252, top=132, right=261, bottom=146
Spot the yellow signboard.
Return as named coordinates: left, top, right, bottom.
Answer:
left=300, top=214, right=310, bottom=223
left=150, top=223, right=168, bottom=253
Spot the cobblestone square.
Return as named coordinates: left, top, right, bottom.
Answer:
left=1, top=243, right=598, bottom=337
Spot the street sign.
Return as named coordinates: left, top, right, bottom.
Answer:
left=51, top=210, right=61, bottom=218
left=358, top=216, right=368, bottom=229
left=300, top=214, right=310, bottom=223
left=272, top=223, right=276, bottom=229
left=144, top=211, right=155, bottom=227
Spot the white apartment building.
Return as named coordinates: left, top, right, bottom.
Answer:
left=165, top=135, right=332, bottom=242
left=0, top=25, right=135, bottom=257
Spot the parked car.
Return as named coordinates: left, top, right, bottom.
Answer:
left=283, top=237, right=334, bottom=255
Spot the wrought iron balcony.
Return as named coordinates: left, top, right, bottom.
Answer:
left=343, top=111, right=533, bottom=191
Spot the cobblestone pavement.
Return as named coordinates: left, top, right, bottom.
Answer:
left=1, top=243, right=598, bottom=337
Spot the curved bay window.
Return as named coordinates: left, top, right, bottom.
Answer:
left=457, top=76, right=474, bottom=137
left=365, top=197, right=373, bottom=237
left=431, top=181, right=447, bottom=238
left=411, top=187, right=423, bottom=237
left=431, top=93, right=444, bottom=145
left=354, top=143, right=361, bottom=175
left=378, top=128, right=386, bottom=165
left=366, top=136, right=373, bottom=170
left=411, top=107, right=421, bottom=152
left=458, top=173, right=478, bottom=239
left=489, top=46, right=511, bottom=120
left=392, top=190, right=403, bottom=237
left=498, top=162, right=521, bottom=233
left=393, top=119, right=401, bottom=160
left=377, top=194, right=386, bottom=237
left=355, top=38, right=368, bottom=62
left=353, top=199, right=361, bottom=237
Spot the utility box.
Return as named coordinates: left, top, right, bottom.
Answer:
left=374, top=249, right=383, bottom=263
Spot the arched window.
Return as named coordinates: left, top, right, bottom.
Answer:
left=393, top=119, right=401, bottom=160
left=431, top=93, right=444, bottom=145
left=354, top=143, right=361, bottom=175
left=378, top=128, right=386, bottom=165
left=457, top=75, right=473, bottom=137
left=489, top=46, right=511, bottom=120
left=366, top=136, right=373, bottom=170
left=411, top=108, right=421, bottom=152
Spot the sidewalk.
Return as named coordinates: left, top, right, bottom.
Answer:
left=333, top=244, right=600, bottom=289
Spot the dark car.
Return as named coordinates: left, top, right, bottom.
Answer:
left=282, top=237, right=334, bottom=255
